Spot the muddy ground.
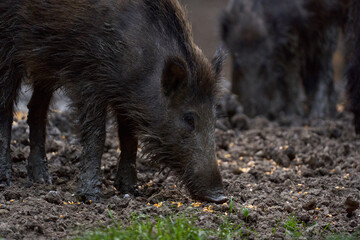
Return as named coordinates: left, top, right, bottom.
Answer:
left=0, top=107, right=359, bottom=239
left=1, top=1, right=358, bottom=239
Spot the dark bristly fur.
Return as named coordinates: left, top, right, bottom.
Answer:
left=221, top=0, right=308, bottom=118
left=0, top=0, right=227, bottom=203
left=301, top=0, right=350, bottom=118
left=346, top=0, right=360, bottom=134
left=221, top=0, right=349, bottom=118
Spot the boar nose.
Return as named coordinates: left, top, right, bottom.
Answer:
left=201, top=194, right=228, bottom=204
left=195, top=189, right=228, bottom=204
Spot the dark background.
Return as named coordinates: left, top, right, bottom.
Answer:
left=180, top=0, right=231, bottom=79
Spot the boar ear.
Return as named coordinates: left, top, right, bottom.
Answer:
left=211, top=45, right=227, bottom=78
left=162, top=56, right=189, bottom=97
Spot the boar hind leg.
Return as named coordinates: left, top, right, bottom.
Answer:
left=0, top=105, right=15, bottom=187
left=0, top=68, right=22, bottom=186
left=77, top=105, right=107, bottom=202
left=114, top=116, right=138, bottom=194
left=27, top=85, right=53, bottom=184
left=303, top=27, right=337, bottom=118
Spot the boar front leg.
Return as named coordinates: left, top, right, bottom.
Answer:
left=77, top=105, right=107, bottom=202
left=27, top=85, right=53, bottom=184
left=114, top=116, right=138, bottom=194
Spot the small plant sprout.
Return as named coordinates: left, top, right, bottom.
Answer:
left=272, top=217, right=281, bottom=234
left=228, top=196, right=234, bottom=214
left=283, top=214, right=303, bottom=238
left=242, top=207, right=250, bottom=222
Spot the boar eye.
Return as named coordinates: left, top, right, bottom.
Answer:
left=183, top=112, right=195, bottom=130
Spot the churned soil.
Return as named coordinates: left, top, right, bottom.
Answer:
left=0, top=108, right=359, bottom=240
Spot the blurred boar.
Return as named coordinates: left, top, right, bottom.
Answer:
left=220, top=0, right=307, bottom=118
left=346, top=0, right=360, bottom=134
left=221, top=0, right=349, bottom=118
left=0, top=0, right=227, bottom=203
left=301, top=0, right=350, bottom=117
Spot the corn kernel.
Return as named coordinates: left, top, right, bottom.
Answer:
left=10, top=199, right=14, bottom=203
left=60, top=215, right=64, bottom=218
left=203, top=206, right=213, bottom=213
left=154, top=202, right=163, bottom=208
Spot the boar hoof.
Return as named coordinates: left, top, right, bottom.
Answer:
left=0, top=169, right=12, bottom=188
left=355, top=113, right=360, bottom=135
left=0, top=157, right=12, bottom=187
left=114, top=181, right=137, bottom=195
left=77, top=192, right=103, bottom=203
left=27, top=160, right=52, bottom=184
left=77, top=177, right=103, bottom=203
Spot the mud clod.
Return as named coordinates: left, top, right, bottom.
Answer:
left=344, top=196, right=359, bottom=217
left=4, top=190, right=22, bottom=201
left=302, top=199, right=316, bottom=211
left=284, top=146, right=296, bottom=160
left=44, top=191, right=63, bottom=204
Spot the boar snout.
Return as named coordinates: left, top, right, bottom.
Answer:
left=195, top=189, right=228, bottom=204
left=187, top=163, right=227, bottom=204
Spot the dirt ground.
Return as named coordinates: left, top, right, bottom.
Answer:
left=0, top=108, right=359, bottom=239
left=2, top=1, right=358, bottom=239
